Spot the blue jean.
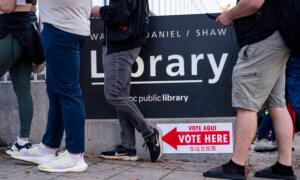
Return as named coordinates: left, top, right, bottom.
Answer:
left=41, top=24, right=87, bottom=153
left=257, top=114, right=275, bottom=141
left=286, top=56, right=300, bottom=115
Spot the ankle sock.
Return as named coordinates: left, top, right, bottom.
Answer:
left=223, top=160, right=245, bottom=176
left=272, top=161, right=294, bottom=176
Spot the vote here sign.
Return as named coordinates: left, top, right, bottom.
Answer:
left=158, top=123, right=233, bottom=153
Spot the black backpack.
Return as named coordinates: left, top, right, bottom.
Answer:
left=276, top=0, right=300, bottom=50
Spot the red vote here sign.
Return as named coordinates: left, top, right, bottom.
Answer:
left=158, top=123, right=233, bottom=153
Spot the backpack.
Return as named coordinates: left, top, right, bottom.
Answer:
left=276, top=0, right=300, bottom=50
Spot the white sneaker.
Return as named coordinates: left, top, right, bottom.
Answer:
left=6, top=137, right=32, bottom=155
left=11, top=143, right=56, bottom=164
left=254, top=139, right=277, bottom=152
left=38, top=150, right=88, bottom=173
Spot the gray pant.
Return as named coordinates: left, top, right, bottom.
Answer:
left=102, top=46, right=154, bottom=149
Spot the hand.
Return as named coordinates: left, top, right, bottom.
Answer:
left=91, top=6, right=101, bottom=17
left=216, top=11, right=233, bottom=27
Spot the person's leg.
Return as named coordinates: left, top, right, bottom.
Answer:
left=0, top=34, right=22, bottom=76
left=118, top=113, right=136, bottom=150
left=37, top=24, right=88, bottom=173
left=269, top=107, right=293, bottom=165
left=41, top=25, right=86, bottom=154
left=102, top=47, right=162, bottom=162
left=266, top=64, right=293, bottom=166
left=0, top=33, right=34, bottom=154
left=254, top=37, right=295, bottom=179
left=0, top=34, right=28, bottom=136
left=286, top=56, right=300, bottom=115
left=41, top=87, right=64, bottom=149
left=257, top=114, right=273, bottom=141
left=102, top=47, right=154, bottom=139
left=9, top=55, right=33, bottom=139
left=231, top=109, right=257, bottom=165
left=118, top=69, right=136, bottom=150
left=40, top=24, right=64, bottom=149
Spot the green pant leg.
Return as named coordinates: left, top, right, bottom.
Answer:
left=9, top=56, right=33, bottom=138
left=0, top=33, right=33, bottom=138
left=0, top=33, right=23, bottom=76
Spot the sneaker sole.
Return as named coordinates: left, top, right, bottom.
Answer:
left=11, top=154, right=55, bottom=165
left=38, top=163, right=88, bottom=173
left=100, top=154, right=139, bottom=161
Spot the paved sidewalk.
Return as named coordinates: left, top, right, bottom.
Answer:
left=0, top=134, right=300, bottom=180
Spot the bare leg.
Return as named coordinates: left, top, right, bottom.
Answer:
left=231, top=108, right=257, bottom=166
left=268, top=107, right=293, bottom=166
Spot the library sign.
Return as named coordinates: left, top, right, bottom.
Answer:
left=80, top=14, right=239, bottom=119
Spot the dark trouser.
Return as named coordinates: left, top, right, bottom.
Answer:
left=257, top=114, right=275, bottom=141
left=102, top=47, right=154, bottom=150
left=41, top=24, right=86, bottom=153
left=0, top=33, right=33, bottom=138
left=286, top=56, right=300, bottom=115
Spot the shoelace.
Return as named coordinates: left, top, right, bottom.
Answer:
left=25, top=144, right=41, bottom=155
left=54, top=151, right=69, bottom=161
left=51, top=151, right=74, bottom=168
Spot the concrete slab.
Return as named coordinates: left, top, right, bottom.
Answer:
left=1, top=166, right=64, bottom=180
left=0, top=160, right=35, bottom=176
left=53, top=163, right=132, bottom=180
left=162, top=170, right=204, bottom=180
left=109, top=166, right=172, bottom=180
left=176, top=162, right=216, bottom=172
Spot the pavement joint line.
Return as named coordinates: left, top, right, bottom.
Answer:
left=159, top=161, right=185, bottom=180
left=105, top=164, right=140, bottom=180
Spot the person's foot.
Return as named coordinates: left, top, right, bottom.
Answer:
left=254, top=139, right=277, bottom=152
left=6, top=137, right=32, bottom=155
left=38, top=150, right=88, bottom=173
left=203, top=160, right=246, bottom=180
left=144, top=127, right=163, bottom=162
left=254, top=162, right=296, bottom=180
left=11, top=143, right=56, bottom=164
left=100, top=145, right=138, bottom=161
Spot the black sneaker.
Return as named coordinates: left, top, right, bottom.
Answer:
left=6, top=141, right=32, bottom=155
left=144, top=128, right=163, bottom=162
left=100, top=145, right=138, bottom=161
